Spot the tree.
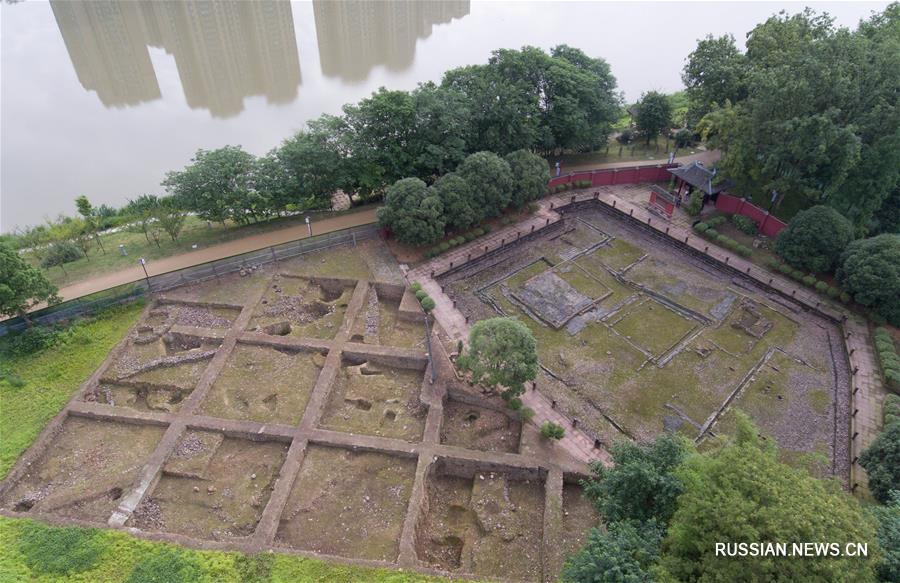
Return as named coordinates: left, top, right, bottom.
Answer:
left=859, top=422, right=900, bottom=504
left=154, top=198, right=186, bottom=242
left=277, top=122, right=349, bottom=209
left=774, top=205, right=854, bottom=273
left=872, top=492, right=900, bottom=583
left=410, top=82, right=471, bottom=179
left=456, top=151, right=513, bottom=218
left=504, top=150, right=550, bottom=208
left=562, top=520, right=663, bottom=583
left=430, top=173, right=478, bottom=232
left=40, top=241, right=82, bottom=276
left=634, top=91, right=672, bottom=144
left=377, top=178, right=445, bottom=247
left=123, top=195, right=160, bottom=245
left=0, top=242, right=60, bottom=324
left=582, top=433, right=689, bottom=524
left=75, top=195, right=105, bottom=254
left=657, top=414, right=879, bottom=582
left=682, top=34, right=748, bottom=121
left=164, top=146, right=257, bottom=225
left=540, top=421, right=565, bottom=440
left=836, top=234, right=900, bottom=326
left=457, top=317, right=538, bottom=399
left=59, top=218, right=94, bottom=261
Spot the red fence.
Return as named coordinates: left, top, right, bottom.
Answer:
left=548, top=164, right=676, bottom=189
left=715, top=193, right=786, bottom=238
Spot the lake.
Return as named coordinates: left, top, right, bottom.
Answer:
left=0, top=0, right=888, bottom=232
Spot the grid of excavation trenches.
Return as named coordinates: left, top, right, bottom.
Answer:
left=0, top=266, right=594, bottom=582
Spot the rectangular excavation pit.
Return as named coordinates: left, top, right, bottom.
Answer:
left=415, top=459, right=545, bottom=581
left=197, top=342, right=326, bottom=425
left=161, top=267, right=274, bottom=306
left=611, top=298, right=698, bottom=358
left=156, top=302, right=242, bottom=329
left=318, top=355, right=427, bottom=441
left=85, top=380, right=191, bottom=414
left=0, top=416, right=165, bottom=521
left=275, top=444, right=417, bottom=562
left=130, top=430, right=288, bottom=540
left=440, top=399, right=521, bottom=454
left=248, top=276, right=355, bottom=340
left=349, top=283, right=426, bottom=349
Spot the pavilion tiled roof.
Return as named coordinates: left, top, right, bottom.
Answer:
left=668, top=161, right=733, bottom=195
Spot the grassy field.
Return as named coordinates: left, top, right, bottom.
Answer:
left=0, top=516, right=449, bottom=583
left=551, top=135, right=700, bottom=171
left=25, top=206, right=378, bottom=289
left=0, top=302, right=146, bottom=478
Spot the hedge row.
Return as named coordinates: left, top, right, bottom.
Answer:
left=409, top=282, right=434, bottom=312
left=423, top=225, right=492, bottom=259
left=550, top=179, right=592, bottom=194
left=885, top=393, right=900, bottom=426
left=874, top=327, right=900, bottom=390
left=765, top=259, right=851, bottom=304
left=693, top=221, right=752, bottom=257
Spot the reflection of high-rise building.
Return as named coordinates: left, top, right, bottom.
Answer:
left=314, top=0, right=469, bottom=82
left=50, top=0, right=301, bottom=118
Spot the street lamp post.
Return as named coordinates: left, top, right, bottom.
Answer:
left=305, top=216, right=312, bottom=237
left=139, top=257, right=151, bottom=290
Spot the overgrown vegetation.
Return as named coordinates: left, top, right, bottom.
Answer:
left=458, top=317, right=538, bottom=401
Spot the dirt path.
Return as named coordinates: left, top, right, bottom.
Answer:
left=54, top=208, right=379, bottom=302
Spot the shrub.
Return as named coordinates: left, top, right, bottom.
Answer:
left=775, top=205, right=854, bottom=273
left=500, top=217, right=512, bottom=226
left=826, top=286, right=841, bottom=299
left=715, top=235, right=729, bottom=246
left=802, top=275, right=816, bottom=287
left=577, top=179, right=592, bottom=189
left=520, top=407, right=536, bottom=423
left=814, top=281, right=829, bottom=293
left=731, top=214, right=759, bottom=235
left=840, top=292, right=852, bottom=304
left=415, top=289, right=428, bottom=301
left=859, top=423, right=900, bottom=504
left=5, top=325, right=62, bottom=356
left=836, top=234, right=900, bottom=326
left=885, top=394, right=900, bottom=427
left=473, top=228, right=485, bottom=237
left=527, top=202, right=539, bottom=214
left=685, top=191, right=703, bottom=216
left=705, top=228, right=719, bottom=238
left=790, top=269, right=805, bottom=281
left=410, top=282, right=422, bottom=293
left=464, top=232, right=476, bottom=242
left=736, top=245, right=752, bottom=257
left=540, top=421, right=566, bottom=440
left=482, top=225, right=492, bottom=234
left=778, top=263, right=793, bottom=275
left=454, top=236, right=466, bottom=246
left=420, top=296, right=436, bottom=312
left=40, top=240, right=83, bottom=271
left=766, top=258, right=782, bottom=270
left=507, top=397, right=523, bottom=411
left=438, top=242, right=450, bottom=252
left=706, top=216, right=726, bottom=228
left=126, top=548, right=202, bottom=583
left=693, top=222, right=709, bottom=233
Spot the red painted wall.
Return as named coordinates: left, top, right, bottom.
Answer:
left=715, top=193, right=787, bottom=238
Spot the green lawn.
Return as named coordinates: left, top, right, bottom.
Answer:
left=0, top=516, right=449, bottom=583
left=26, top=206, right=378, bottom=289
left=551, top=135, right=696, bottom=171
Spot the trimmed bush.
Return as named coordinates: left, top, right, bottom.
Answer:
left=420, top=296, right=436, bottom=312
left=789, top=269, right=805, bottom=281
left=464, top=232, right=476, bottom=242
left=840, top=292, right=852, bottom=304
left=775, top=205, right=854, bottom=273
left=778, top=263, right=793, bottom=275
left=766, top=258, right=782, bottom=270
left=693, top=222, right=709, bottom=233
left=826, top=286, right=841, bottom=299
left=731, top=214, right=759, bottom=235
left=410, top=282, right=422, bottom=293
left=736, top=245, right=752, bottom=257
left=415, top=289, right=428, bottom=301
left=814, top=281, right=829, bottom=293
left=706, top=215, right=726, bottom=228
left=438, top=242, right=450, bottom=252
left=540, top=421, right=566, bottom=440
left=473, top=228, right=485, bottom=237
left=802, top=275, right=816, bottom=287
left=884, top=393, right=900, bottom=426
left=705, top=228, right=719, bottom=238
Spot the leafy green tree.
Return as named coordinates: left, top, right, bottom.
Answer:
left=872, top=492, right=900, bottom=583
left=123, top=195, right=160, bottom=245
left=657, top=414, right=879, bottom=582
left=0, top=241, right=60, bottom=324
left=377, top=178, right=445, bottom=246
left=540, top=421, right=565, bottom=440
left=634, top=91, right=672, bottom=144
left=40, top=241, right=82, bottom=276
left=504, top=149, right=550, bottom=208
left=682, top=34, right=748, bottom=121
left=859, top=422, right=900, bottom=504
left=430, top=172, right=478, bottom=232
left=774, top=205, right=854, bottom=272
left=163, top=146, right=257, bottom=225
left=410, top=82, right=471, bottom=179
left=458, top=317, right=538, bottom=399
left=583, top=433, right=689, bottom=524
left=154, top=197, right=187, bottom=242
left=456, top=151, right=513, bottom=218
left=562, top=520, right=663, bottom=583
left=836, top=234, right=900, bottom=325
left=277, top=122, right=349, bottom=208
left=74, top=195, right=105, bottom=254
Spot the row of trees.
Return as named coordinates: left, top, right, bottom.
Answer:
left=774, top=205, right=900, bottom=325
left=376, top=150, right=550, bottom=246
left=563, top=415, right=895, bottom=582
left=684, top=5, right=899, bottom=234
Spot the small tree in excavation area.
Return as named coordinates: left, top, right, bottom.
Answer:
left=0, top=242, right=61, bottom=325
left=540, top=421, right=565, bottom=440
left=457, top=317, right=538, bottom=400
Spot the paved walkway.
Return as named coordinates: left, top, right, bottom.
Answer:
left=53, top=207, right=379, bottom=303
